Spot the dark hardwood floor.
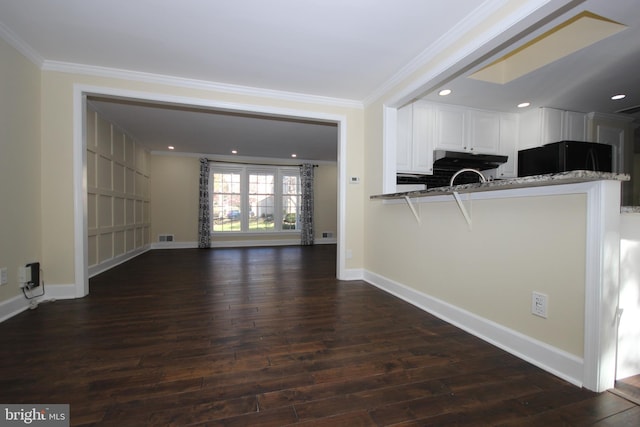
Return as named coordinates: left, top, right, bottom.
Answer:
left=0, top=245, right=638, bottom=426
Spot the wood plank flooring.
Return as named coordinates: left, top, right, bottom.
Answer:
left=0, top=245, right=638, bottom=426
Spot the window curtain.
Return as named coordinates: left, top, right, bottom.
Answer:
left=299, top=163, right=314, bottom=245
left=198, top=158, right=211, bottom=248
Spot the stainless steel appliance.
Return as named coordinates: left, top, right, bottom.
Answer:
left=517, top=141, right=612, bottom=177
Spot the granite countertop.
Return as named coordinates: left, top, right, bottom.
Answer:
left=370, top=170, right=630, bottom=200
left=621, top=206, right=640, bottom=213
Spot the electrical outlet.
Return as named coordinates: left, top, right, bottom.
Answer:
left=532, top=292, right=548, bottom=318
left=0, top=267, right=7, bottom=285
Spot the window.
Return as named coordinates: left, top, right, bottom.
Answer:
left=211, top=164, right=300, bottom=233
left=248, top=172, right=275, bottom=231
left=282, top=172, right=300, bottom=230
left=212, top=169, right=242, bottom=232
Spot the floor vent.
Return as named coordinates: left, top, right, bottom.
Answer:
left=158, top=234, right=174, bottom=242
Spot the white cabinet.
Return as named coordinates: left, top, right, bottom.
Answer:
left=396, top=100, right=434, bottom=174
left=564, top=110, right=587, bottom=141
left=434, top=104, right=466, bottom=151
left=468, top=109, right=500, bottom=153
left=496, top=113, right=519, bottom=178
left=434, top=104, right=499, bottom=153
left=518, top=107, right=587, bottom=149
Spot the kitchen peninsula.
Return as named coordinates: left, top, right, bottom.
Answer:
left=367, top=171, right=629, bottom=393
left=371, top=170, right=629, bottom=200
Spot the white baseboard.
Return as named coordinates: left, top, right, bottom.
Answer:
left=0, top=284, right=77, bottom=323
left=315, top=237, right=337, bottom=245
left=339, top=268, right=364, bottom=281
left=0, top=294, right=31, bottom=323
left=210, top=239, right=301, bottom=248
left=151, top=241, right=198, bottom=250
left=151, top=239, right=337, bottom=249
left=363, top=270, right=584, bottom=388
left=88, top=245, right=151, bottom=278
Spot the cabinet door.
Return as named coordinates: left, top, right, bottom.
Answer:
left=411, top=101, right=434, bottom=173
left=396, top=104, right=413, bottom=173
left=540, top=107, right=563, bottom=145
left=468, top=109, right=499, bottom=153
left=497, top=113, right=518, bottom=177
left=563, top=111, right=586, bottom=141
left=435, top=105, right=465, bottom=151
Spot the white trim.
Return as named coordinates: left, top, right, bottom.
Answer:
left=336, top=120, right=348, bottom=280
left=0, top=21, right=44, bottom=66
left=73, top=84, right=349, bottom=292
left=363, top=270, right=584, bottom=387
left=73, top=87, right=89, bottom=298
left=339, top=268, right=365, bottom=281
left=88, top=246, right=151, bottom=278
left=0, top=285, right=78, bottom=323
left=150, top=238, right=337, bottom=250
left=151, top=242, right=199, bottom=250
left=0, top=294, right=31, bottom=323
left=49, top=61, right=362, bottom=109
left=39, top=284, right=77, bottom=301
left=371, top=179, right=622, bottom=392
left=151, top=150, right=338, bottom=166
left=210, top=239, right=300, bottom=249
left=366, top=0, right=570, bottom=106
left=582, top=180, right=622, bottom=391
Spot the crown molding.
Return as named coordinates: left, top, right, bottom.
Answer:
left=363, top=0, right=560, bottom=107
left=150, top=150, right=337, bottom=166
left=43, top=60, right=363, bottom=110
left=0, top=21, right=43, bottom=66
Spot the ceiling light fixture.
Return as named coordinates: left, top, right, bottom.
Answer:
left=611, top=94, right=626, bottom=100
left=517, top=102, right=531, bottom=108
left=168, top=146, right=175, bottom=150
left=291, top=154, right=297, bottom=158
left=231, top=150, right=238, bottom=154
left=438, top=89, right=452, bottom=96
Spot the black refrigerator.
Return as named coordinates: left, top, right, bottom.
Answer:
left=518, top=141, right=612, bottom=177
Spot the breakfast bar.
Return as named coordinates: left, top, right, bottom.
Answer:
left=368, top=171, right=630, bottom=392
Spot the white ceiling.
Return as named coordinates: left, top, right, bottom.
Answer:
left=1, top=0, right=639, bottom=160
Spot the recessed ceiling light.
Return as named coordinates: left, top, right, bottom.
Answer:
left=168, top=146, right=175, bottom=150
left=438, top=89, right=452, bottom=96
left=231, top=150, right=238, bottom=154
left=291, top=154, right=297, bottom=158
left=611, top=94, right=626, bottom=100
left=517, top=102, right=531, bottom=108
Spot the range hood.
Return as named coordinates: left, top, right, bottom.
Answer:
left=433, top=150, right=508, bottom=171
left=397, top=150, right=508, bottom=188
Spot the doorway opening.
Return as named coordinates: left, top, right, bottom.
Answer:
left=73, top=86, right=347, bottom=297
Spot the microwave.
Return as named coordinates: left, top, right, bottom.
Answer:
left=518, top=141, right=612, bottom=177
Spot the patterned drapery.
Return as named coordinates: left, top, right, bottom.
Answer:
left=299, top=163, right=314, bottom=246
left=198, top=158, right=211, bottom=248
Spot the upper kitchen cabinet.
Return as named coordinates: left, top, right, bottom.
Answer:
left=434, top=104, right=500, bottom=154
left=496, top=112, right=519, bottom=178
left=586, top=112, right=634, bottom=173
left=518, top=107, right=587, bottom=149
left=396, top=100, right=434, bottom=174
